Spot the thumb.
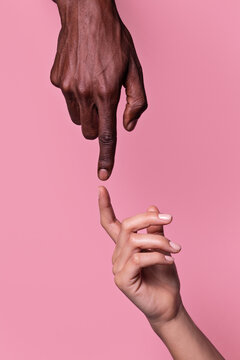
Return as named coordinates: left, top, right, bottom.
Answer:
left=123, top=57, right=148, bottom=132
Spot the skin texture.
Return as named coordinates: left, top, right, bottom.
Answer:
left=98, top=186, right=225, bottom=360
left=51, top=0, right=147, bottom=180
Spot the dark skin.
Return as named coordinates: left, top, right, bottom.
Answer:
left=51, top=0, right=148, bottom=180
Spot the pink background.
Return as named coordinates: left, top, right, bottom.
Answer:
left=0, top=0, right=239, bottom=359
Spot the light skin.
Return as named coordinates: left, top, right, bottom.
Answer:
left=98, top=186, right=225, bottom=360
left=51, top=0, right=147, bottom=180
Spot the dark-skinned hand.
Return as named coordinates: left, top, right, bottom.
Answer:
left=51, top=0, right=148, bottom=180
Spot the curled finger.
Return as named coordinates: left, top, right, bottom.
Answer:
left=114, top=252, right=174, bottom=290
left=120, top=212, right=172, bottom=236
left=62, top=91, right=81, bottom=125
left=80, top=103, right=99, bottom=140
left=112, top=233, right=180, bottom=275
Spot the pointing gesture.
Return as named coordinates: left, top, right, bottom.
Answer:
left=51, top=0, right=147, bottom=180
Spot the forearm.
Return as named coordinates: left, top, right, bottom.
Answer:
left=52, top=0, right=119, bottom=26
left=149, top=304, right=225, bottom=360
left=52, top=0, right=115, bottom=5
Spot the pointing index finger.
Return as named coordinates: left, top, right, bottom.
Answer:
left=97, top=100, right=118, bottom=181
left=98, top=186, right=121, bottom=242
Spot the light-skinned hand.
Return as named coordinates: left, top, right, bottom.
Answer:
left=98, top=186, right=182, bottom=325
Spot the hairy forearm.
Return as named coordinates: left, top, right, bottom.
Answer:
left=149, top=304, right=225, bottom=360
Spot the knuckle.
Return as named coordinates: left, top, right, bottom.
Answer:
left=112, top=254, right=115, bottom=266
left=112, top=249, right=118, bottom=265
left=128, top=234, right=136, bottom=247
left=100, top=218, right=105, bottom=229
left=121, top=219, right=130, bottom=232
left=61, top=79, right=72, bottom=92
left=114, top=274, right=123, bottom=288
left=112, top=264, right=117, bottom=276
left=77, top=85, right=91, bottom=98
left=132, top=253, right=140, bottom=265
left=99, top=132, right=116, bottom=145
left=50, top=71, right=60, bottom=88
left=97, top=86, right=113, bottom=99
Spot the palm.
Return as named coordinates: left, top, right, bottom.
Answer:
left=136, top=262, right=180, bottom=321
left=126, top=224, right=181, bottom=322
left=99, top=187, right=182, bottom=323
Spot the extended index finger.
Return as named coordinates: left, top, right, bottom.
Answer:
left=97, top=99, right=118, bottom=181
left=98, top=186, right=121, bottom=242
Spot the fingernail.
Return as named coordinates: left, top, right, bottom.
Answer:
left=126, top=120, right=137, bottom=131
left=165, top=255, right=174, bottom=263
left=98, top=169, right=109, bottom=181
left=158, top=214, right=172, bottom=221
left=169, top=241, right=181, bottom=251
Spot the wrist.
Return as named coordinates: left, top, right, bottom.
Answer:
left=147, top=301, right=186, bottom=337
left=56, top=0, right=119, bottom=26
left=148, top=303, right=225, bottom=359
left=56, top=0, right=115, bottom=8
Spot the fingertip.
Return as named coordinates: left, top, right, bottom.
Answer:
left=98, top=185, right=111, bottom=208
left=165, top=255, right=175, bottom=263
left=98, top=185, right=109, bottom=196
left=98, top=169, right=110, bottom=181
left=168, top=215, right=173, bottom=224
left=125, top=119, right=138, bottom=132
left=169, top=241, right=182, bottom=252
left=98, top=185, right=105, bottom=199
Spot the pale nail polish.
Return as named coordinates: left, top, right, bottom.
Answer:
left=158, top=214, right=172, bottom=221
left=169, top=241, right=181, bottom=251
left=165, top=255, right=174, bottom=263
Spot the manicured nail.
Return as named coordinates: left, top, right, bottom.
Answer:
left=169, top=241, right=181, bottom=251
left=98, top=169, right=109, bottom=181
left=165, top=255, right=174, bottom=263
left=158, top=214, right=172, bottom=221
left=126, top=119, right=137, bottom=131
